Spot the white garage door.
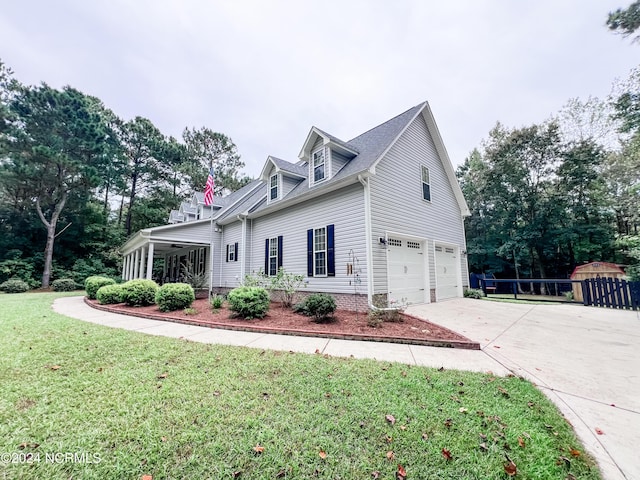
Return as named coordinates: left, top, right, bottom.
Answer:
left=387, top=237, right=426, bottom=305
left=435, top=245, right=459, bottom=300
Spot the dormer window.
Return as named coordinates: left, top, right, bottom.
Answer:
left=312, top=149, right=326, bottom=183
left=269, top=173, right=279, bottom=201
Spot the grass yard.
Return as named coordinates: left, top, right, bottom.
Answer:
left=0, top=293, right=600, bottom=480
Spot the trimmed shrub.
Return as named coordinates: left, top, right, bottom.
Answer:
left=0, top=278, right=30, bottom=293
left=120, top=279, right=158, bottom=307
left=96, top=284, right=124, bottom=304
left=155, top=283, right=195, bottom=312
left=463, top=288, right=484, bottom=299
left=296, top=293, right=337, bottom=322
left=85, top=276, right=116, bottom=300
left=227, top=286, right=270, bottom=319
left=51, top=278, right=77, bottom=292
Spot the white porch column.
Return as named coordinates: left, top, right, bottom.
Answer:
left=140, top=247, right=147, bottom=281
left=121, top=256, right=127, bottom=280
left=146, top=243, right=155, bottom=280
left=127, top=254, right=134, bottom=280
left=133, top=249, right=140, bottom=279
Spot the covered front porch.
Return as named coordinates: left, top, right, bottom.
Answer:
left=119, top=221, right=214, bottom=284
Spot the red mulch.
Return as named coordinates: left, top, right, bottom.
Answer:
left=85, top=298, right=479, bottom=349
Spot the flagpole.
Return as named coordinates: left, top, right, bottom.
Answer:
left=205, top=165, right=215, bottom=302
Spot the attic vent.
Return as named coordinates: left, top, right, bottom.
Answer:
left=445, top=247, right=455, bottom=254
left=388, top=238, right=402, bottom=247
left=435, top=246, right=443, bottom=252
left=408, top=241, right=421, bottom=249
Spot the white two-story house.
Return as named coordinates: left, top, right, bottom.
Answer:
left=120, top=101, right=470, bottom=310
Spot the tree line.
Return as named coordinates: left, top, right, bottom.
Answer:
left=0, top=60, right=251, bottom=288
left=456, top=2, right=640, bottom=284
left=456, top=69, right=640, bottom=284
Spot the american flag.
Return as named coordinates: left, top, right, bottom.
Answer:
left=204, top=167, right=215, bottom=206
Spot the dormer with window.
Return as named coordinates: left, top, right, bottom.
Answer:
left=299, top=127, right=359, bottom=188
left=260, top=156, right=307, bottom=205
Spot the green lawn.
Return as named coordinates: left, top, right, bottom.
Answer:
left=0, top=292, right=600, bottom=479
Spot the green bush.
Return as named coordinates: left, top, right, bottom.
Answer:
left=463, top=288, right=484, bottom=299
left=120, top=279, right=159, bottom=307
left=0, top=278, right=30, bottom=293
left=210, top=294, right=225, bottom=310
left=155, top=283, right=195, bottom=312
left=51, top=278, right=77, bottom=292
left=227, top=286, right=270, bottom=319
left=85, top=276, right=116, bottom=300
left=96, top=284, right=124, bottom=304
left=296, top=293, right=337, bottom=322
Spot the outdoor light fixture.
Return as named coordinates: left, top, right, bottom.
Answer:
left=379, top=237, right=387, bottom=245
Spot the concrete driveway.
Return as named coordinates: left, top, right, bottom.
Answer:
left=406, top=299, right=640, bottom=480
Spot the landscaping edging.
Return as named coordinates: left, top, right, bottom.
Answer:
left=85, top=298, right=480, bottom=350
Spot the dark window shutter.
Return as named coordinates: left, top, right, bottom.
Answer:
left=327, top=224, right=335, bottom=277
left=226, top=244, right=229, bottom=262
left=277, top=236, right=283, bottom=270
left=307, top=229, right=313, bottom=277
left=264, top=238, right=269, bottom=274
left=234, top=242, right=239, bottom=262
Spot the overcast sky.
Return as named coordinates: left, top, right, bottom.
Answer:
left=1, top=0, right=637, bottom=178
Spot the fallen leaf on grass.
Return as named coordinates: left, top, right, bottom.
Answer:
left=385, top=435, right=393, bottom=443
left=595, top=427, right=605, bottom=435
left=252, top=445, right=265, bottom=454
left=157, top=372, right=168, bottom=379
left=459, top=407, right=468, bottom=414
left=161, top=436, right=167, bottom=442
left=397, top=464, right=407, bottom=479
left=444, top=418, right=453, bottom=428
left=504, top=459, right=517, bottom=476
left=232, top=471, right=242, bottom=478
left=275, top=469, right=287, bottom=478
left=498, top=386, right=509, bottom=397
left=371, top=472, right=380, bottom=479
left=49, top=365, right=61, bottom=371
left=557, top=456, right=571, bottom=468
left=518, top=437, right=525, bottom=448
left=442, top=447, right=452, bottom=460
left=385, top=414, right=396, bottom=425
left=319, top=450, right=327, bottom=459
left=479, top=442, right=488, bottom=452
left=569, top=448, right=581, bottom=457
left=399, top=425, right=407, bottom=431
left=141, top=476, right=152, bottom=480
left=565, top=474, right=577, bottom=480
left=386, top=451, right=395, bottom=460
left=421, top=433, right=429, bottom=441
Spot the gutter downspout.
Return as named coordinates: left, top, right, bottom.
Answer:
left=237, top=214, right=247, bottom=281
left=358, top=173, right=398, bottom=313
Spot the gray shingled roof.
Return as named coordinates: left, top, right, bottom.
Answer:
left=311, top=127, right=359, bottom=155
left=180, top=202, right=198, bottom=214
left=250, top=102, right=424, bottom=214
left=270, top=157, right=308, bottom=178
left=216, top=180, right=266, bottom=223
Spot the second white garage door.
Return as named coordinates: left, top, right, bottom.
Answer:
left=387, top=237, right=426, bottom=305
left=435, top=244, right=459, bottom=300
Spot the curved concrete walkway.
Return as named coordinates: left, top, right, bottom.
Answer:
left=53, top=296, right=639, bottom=479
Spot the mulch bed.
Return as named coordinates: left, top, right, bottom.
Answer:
left=85, top=298, right=479, bottom=350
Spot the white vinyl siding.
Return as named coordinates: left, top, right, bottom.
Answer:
left=282, top=175, right=301, bottom=198
left=219, top=221, right=243, bottom=288
left=249, top=183, right=367, bottom=294
left=369, top=114, right=468, bottom=295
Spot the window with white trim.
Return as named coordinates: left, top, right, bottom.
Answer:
left=421, top=165, right=431, bottom=202
left=226, top=243, right=237, bottom=262
left=312, top=149, right=326, bottom=183
left=313, top=227, right=327, bottom=276
left=268, top=237, right=278, bottom=276
left=198, top=248, right=206, bottom=274
left=269, top=173, right=279, bottom=201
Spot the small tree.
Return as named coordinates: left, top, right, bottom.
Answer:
left=269, top=268, right=305, bottom=308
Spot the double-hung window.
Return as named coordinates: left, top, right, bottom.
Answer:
left=269, top=173, right=279, bottom=201
left=313, top=227, right=327, bottom=276
left=264, top=236, right=283, bottom=276
left=421, top=165, right=431, bottom=202
left=226, top=242, right=238, bottom=262
left=312, top=149, right=325, bottom=183
left=306, top=225, right=335, bottom=277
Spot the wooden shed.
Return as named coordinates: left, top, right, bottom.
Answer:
left=570, top=262, right=626, bottom=302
